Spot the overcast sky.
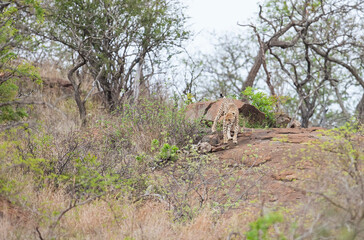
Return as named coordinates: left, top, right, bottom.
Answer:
left=182, top=0, right=260, bottom=52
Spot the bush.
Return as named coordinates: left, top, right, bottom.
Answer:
left=1, top=125, right=151, bottom=200
left=242, top=87, right=288, bottom=127
left=0, top=96, right=204, bottom=204
left=148, top=144, right=265, bottom=222
left=151, top=139, right=179, bottom=163
left=108, top=97, right=203, bottom=153
left=0, top=80, right=28, bottom=123
left=245, top=212, right=286, bottom=240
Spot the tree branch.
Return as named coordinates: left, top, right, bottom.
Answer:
left=0, top=100, right=45, bottom=108
left=309, top=45, right=364, bottom=89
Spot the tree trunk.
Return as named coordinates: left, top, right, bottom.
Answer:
left=133, top=57, right=144, bottom=102
left=74, top=86, right=87, bottom=128
left=333, top=84, right=350, bottom=120
left=300, top=108, right=311, bottom=128
left=96, top=75, right=116, bottom=111
left=356, top=93, right=364, bottom=125
left=300, top=102, right=315, bottom=128
left=301, top=116, right=309, bottom=128
left=242, top=44, right=268, bottom=91
left=68, top=59, right=87, bottom=128
left=241, top=16, right=301, bottom=93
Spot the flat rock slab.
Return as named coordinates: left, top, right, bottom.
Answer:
left=212, top=127, right=326, bottom=204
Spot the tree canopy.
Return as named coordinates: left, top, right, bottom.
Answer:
left=38, top=0, right=189, bottom=111
left=0, top=0, right=43, bottom=126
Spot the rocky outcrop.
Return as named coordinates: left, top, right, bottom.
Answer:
left=212, top=127, right=325, bottom=203
left=276, top=113, right=302, bottom=128
left=42, top=77, right=73, bottom=95
left=185, top=99, right=266, bottom=125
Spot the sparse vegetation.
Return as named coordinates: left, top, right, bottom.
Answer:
left=294, top=123, right=364, bottom=238
left=2, top=111, right=362, bottom=239
left=0, top=98, right=262, bottom=238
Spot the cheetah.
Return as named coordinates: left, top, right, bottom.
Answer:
left=211, top=98, right=239, bottom=144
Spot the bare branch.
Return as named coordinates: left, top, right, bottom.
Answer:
left=258, top=5, right=277, bottom=33
left=0, top=100, right=45, bottom=108
left=309, top=45, right=364, bottom=89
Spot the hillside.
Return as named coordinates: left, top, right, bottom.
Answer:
left=1, top=112, right=363, bottom=239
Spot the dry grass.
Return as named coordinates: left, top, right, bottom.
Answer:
left=0, top=182, right=261, bottom=240
left=0, top=165, right=261, bottom=240
left=3, top=198, right=259, bottom=240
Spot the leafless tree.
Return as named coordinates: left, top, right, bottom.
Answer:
left=199, top=33, right=256, bottom=99
left=241, top=0, right=364, bottom=126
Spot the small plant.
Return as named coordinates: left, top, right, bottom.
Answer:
left=159, top=143, right=179, bottom=162
left=114, top=97, right=202, bottom=151
left=151, top=139, right=179, bottom=163
left=245, top=212, right=286, bottom=240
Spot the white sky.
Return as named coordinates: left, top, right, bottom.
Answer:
left=182, top=0, right=260, bottom=52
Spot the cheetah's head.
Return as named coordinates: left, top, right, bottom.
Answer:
left=225, top=112, right=235, bottom=124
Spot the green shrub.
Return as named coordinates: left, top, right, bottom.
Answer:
left=0, top=0, right=42, bottom=123
left=151, top=139, right=179, bottom=163
left=242, top=87, right=282, bottom=126
left=245, top=212, right=286, bottom=240
left=0, top=80, right=28, bottom=123
left=0, top=126, right=150, bottom=200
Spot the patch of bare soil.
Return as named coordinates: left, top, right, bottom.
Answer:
left=211, top=127, right=324, bottom=205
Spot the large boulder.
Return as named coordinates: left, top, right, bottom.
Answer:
left=276, top=113, right=302, bottom=128
left=185, top=99, right=266, bottom=125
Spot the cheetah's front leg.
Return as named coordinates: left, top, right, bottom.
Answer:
left=212, top=102, right=224, bottom=133
left=227, top=124, right=233, bottom=140
left=233, top=116, right=239, bottom=144
left=223, top=119, right=228, bottom=144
